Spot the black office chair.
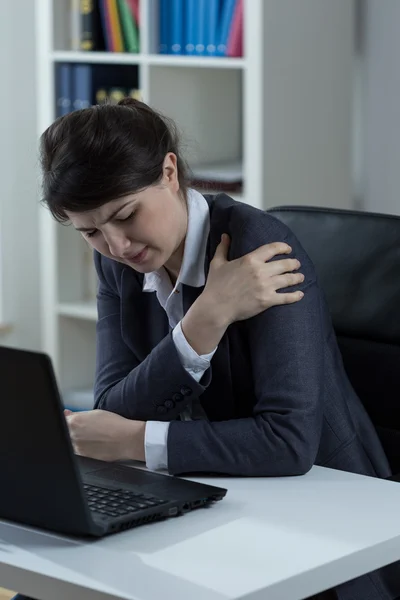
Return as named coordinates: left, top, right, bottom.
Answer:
left=267, top=205, right=400, bottom=475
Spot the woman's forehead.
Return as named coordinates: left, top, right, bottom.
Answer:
left=66, top=195, right=136, bottom=228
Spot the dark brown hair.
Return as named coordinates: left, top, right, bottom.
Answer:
left=40, top=97, right=189, bottom=222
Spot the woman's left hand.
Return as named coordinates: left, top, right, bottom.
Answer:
left=64, top=409, right=146, bottom=463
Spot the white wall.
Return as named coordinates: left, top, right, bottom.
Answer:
left=261, top=0, right=355, bottom=210
left=362, top=0, right=400, bottom=215
left=0, top=0, right=41, bottom=350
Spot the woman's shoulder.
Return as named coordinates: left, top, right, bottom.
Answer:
left=208, top=193, right=316, bottom=276
left=208, top=193, right=295, bottom=245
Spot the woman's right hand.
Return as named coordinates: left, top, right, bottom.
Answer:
left=203, top=234, right=304, bottom=326
left=181, top=234, right=305, bottom=355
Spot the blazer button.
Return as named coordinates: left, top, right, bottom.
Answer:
left=180, top=386, right=192, bottom=397
left=172, top=393, right=184, bottom=403
left=164, top=400, right=175, bottom=409
left=156, top=406, right=167, bottom=415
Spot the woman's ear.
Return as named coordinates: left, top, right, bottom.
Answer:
left=163, top=152, right=179, bottom=192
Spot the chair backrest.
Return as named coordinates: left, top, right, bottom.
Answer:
left=267, top=205, right=400, bottom=473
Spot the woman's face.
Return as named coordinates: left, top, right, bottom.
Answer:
left=66, top=153, right=188, bottom=275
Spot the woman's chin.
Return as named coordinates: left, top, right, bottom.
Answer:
left=126, top=251, right=164, bottom=274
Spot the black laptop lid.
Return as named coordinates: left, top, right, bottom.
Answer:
left=0, top=346, right=93, bottom=534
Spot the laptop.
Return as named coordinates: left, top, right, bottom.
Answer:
left=0, top=345, right=227, bottom=537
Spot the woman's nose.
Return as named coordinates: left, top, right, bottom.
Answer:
left=106, top=233, right=131, bottom=258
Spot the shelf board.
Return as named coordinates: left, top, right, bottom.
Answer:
left=57, top=302, right=97, bottom=321
left=147, top=54, right=246, bottom=69
left=52, top=51, right=245, bottom=69
left=52, top=51, right=144, bottom=65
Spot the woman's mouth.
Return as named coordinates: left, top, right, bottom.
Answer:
left=125, top=247, right=148, bottom=264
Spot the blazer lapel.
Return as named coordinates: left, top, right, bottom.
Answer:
left=120, top=267, right=169, bottom=359
left=204, top=193, right=237, bottom=267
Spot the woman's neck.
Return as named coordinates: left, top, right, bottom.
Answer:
left=164, top=238, right=185, bottom=286
left=164, top=194, right=188, bottom=286
left=165, top=267, right=178, bottom=287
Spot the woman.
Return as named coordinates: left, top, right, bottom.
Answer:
left=13, top=99, right=396, bottom=600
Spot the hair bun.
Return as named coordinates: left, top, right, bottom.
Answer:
left=118, top=97, right=139, bottom=107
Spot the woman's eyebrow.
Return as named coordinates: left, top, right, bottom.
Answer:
left=76, top=201, right=132, bottom=231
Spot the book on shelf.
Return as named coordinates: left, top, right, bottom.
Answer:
left=159, top=0, right=169, bottom=53
left=70, top=0, right=82, bottom=50
left=96, top=85, right=142, bottom=104
left=70, top=0, right=140, bottom=53
left=216, top=0, right=237, bottom=56
left=117, top=0, right=140, bottom=52
left=126, top=0, right=140, bottom=26
left=170, top=0, right=184, bottom=55
left=71, top=0, right=104, bottom=51
left=160, top=0, right=243, bottom=57
left=56, top=64, right=73, bottom=116
left=226, top=0, right=243, bottom=57
left=205, top=0, right=220, bottom=56
left=55, top=62, right=141, bottom=117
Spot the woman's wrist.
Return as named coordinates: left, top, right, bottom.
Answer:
left=181, top=293, right=230, bottom=356
left=198, top=290, right=233, bottom=329
left=125, top=420, right=146, bottom=462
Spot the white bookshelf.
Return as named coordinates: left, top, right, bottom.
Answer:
left=36, top=0, right=355, bottom=405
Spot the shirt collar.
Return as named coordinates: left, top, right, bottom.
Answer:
left=143, top=188, right=210, bottom=292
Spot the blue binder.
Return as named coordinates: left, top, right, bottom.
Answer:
left=216, top=0, right=237, bottom=56
left=205, top=0, right=220, bottom=56
left=170, top=0, right=183, bottom=54
left=159, top=0, right=169, bottom=54
left=184, top=0, right=196, bottom=55
left=56, top=64, right=72, bottom=117
left=72, top=64, right=92, bottom=111
left=194, top=0, right=207, bottom=56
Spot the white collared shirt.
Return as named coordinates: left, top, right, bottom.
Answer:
left=143, top=189, right=216, bottom=470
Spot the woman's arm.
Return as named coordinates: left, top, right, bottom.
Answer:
left=167, top=224, right=324, bottom=477
left=93, top=252, right=212, bottom=421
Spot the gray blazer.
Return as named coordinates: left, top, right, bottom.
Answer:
left=94, top=193, right=398, bottom=599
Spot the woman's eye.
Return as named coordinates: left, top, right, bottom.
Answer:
left=119, top=212, right=134, bottom=222
left=84, top=212, right=134, bottom=238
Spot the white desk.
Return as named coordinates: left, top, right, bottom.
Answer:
left=1, top=466, right=400, bottom=600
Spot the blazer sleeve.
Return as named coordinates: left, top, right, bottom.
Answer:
left=167, top=215, right=324, bottom=476
left=93, top=253, right=211, bottom=421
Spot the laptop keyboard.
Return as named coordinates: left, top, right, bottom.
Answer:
left=83, top=483, right=169, bottom=518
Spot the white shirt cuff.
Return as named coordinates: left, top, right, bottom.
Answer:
left=172, top=321, right=217, bottom=383
left=145, top=421, right=170, bottom=471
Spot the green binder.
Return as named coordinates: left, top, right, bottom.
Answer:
left=117, top=0, right=140, bottom=53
